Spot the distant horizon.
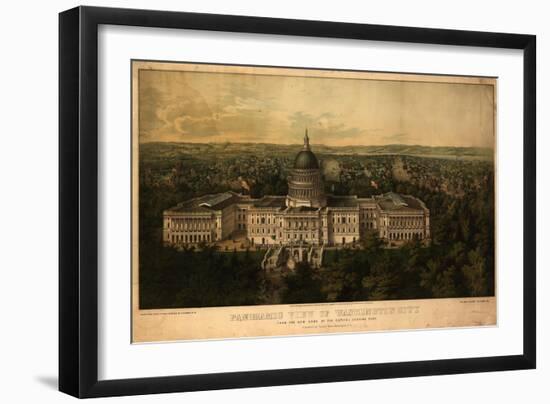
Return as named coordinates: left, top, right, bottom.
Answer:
left=139, top=139, right=494, bottom=150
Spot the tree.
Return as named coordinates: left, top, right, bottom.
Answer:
left=361, top=252, right=401, bottom=301
left=361, top=231, right=385, bottom=252
left=462, top=248, right=489, bottom=296
left=281, top=261, right=326, bottom=304
left=432, top=265, right=459, bottom=298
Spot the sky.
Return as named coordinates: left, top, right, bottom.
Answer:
left=138, top=67, right=495, bottom=148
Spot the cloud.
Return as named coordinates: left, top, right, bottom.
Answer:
left=383, top=132, right=411, bottom=144
left=287, top=111, right=362, bottom=144
left=138, top=68, right=495, bottom=148
left=139, top=77, right=220, bottom=141
left=140, top=71, right=285, bottom=142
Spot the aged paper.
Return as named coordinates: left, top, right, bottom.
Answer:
left=132, top=60, right=496, bottom=342
left=133, top=297, right=496, bottom=342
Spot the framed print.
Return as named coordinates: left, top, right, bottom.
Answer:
left=59, top=6, right=536, bottom=398
left=131, top=61, right=497, bottom=343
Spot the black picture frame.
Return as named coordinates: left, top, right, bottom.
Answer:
left=59, top=5, right=536, bottom=398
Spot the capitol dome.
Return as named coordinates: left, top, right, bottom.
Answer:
left=294, top=149, right=319, bottom=169
left=286, top=130, right=326, bottom=209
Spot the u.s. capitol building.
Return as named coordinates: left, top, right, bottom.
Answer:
left=163, top=131, right=430, bottom=248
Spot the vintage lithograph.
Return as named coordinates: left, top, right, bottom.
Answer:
left=131, top=61, right=496, bottom=342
